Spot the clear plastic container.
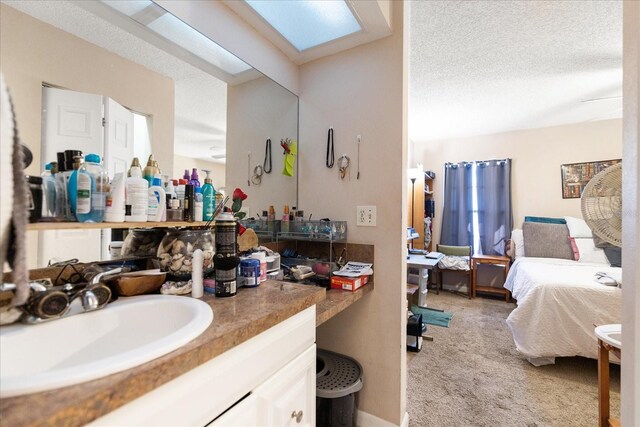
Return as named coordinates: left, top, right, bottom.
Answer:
left=121, top=228, right=165, bottom=257
left=157, top=229, right=214, bottom=280
left=76, top=153, right=107, bottom=223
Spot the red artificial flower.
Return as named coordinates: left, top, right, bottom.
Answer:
left=232, top=188, right=247, bottom=201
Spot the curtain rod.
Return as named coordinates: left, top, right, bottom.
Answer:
left=445, top=159, right=510, bottom=167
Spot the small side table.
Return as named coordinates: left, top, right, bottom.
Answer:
left=595, top=324, right=621, bottom=427
left=471, top=255, right=511, bottom=301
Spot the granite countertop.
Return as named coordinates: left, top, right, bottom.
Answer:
left=0, top=279, right=372, bottom=426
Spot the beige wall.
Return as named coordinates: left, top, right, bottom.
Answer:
left=414, top=119, right=623, bottom=247
left=0, top=4, right=175, bottom=177
left=226, top=76, right=298, bottom=217
left=173, top=155, right=226, bottom=192
left=299, top=1, right=407, bottom=424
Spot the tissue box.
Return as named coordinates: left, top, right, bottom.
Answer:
left=330, top=275, right=369, bottom=292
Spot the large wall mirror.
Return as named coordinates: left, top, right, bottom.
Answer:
left=0, top=0, right=298, bottom=268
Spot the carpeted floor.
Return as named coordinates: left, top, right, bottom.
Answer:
left=407, top=291, right=620, bottom=427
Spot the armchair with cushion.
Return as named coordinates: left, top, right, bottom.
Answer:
left=434, top=244, right=472, bottom=298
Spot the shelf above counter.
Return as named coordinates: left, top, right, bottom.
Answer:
left=26, top=221, right=211, bottom=231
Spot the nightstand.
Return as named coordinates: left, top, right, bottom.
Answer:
left=471, top=255, right=511, bottom=301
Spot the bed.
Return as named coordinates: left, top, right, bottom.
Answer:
left=503, top=218, right=622, bottom=366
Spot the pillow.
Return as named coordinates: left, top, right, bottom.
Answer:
left=524, top=216, right=566, bottom=224
left=604, top=247, right=622, bottom=267
left=522, top=222, right=574, bottom=260
left=564, top=216, right=593, bottom=238
left=510, top=229, right=525, bottom=259
left=568, top=237, right=580, bottom=261
left=573, top=238, right=610, bottom=264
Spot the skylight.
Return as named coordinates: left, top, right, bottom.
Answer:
left=101, top=0, right=251, bottom=76
left=245, top=0, right=361, bottom=51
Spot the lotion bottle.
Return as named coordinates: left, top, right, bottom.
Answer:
left=125, top=165, right=148, bottom=222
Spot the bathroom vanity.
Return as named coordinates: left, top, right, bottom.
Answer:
left=0, top=280, right=373, bottom=426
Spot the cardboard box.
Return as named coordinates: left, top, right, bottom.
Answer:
left=330, top=275, right=370, bottom=292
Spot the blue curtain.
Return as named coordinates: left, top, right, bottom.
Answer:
left=476, top=159, right=512, bottom=255
left=440, top=163, right=474, bottom=246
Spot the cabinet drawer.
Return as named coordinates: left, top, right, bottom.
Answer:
left=207, top=393, right=258, bottom=427
left=255, top=345, right=316, bottom=427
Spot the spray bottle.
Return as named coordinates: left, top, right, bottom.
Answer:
left=201, top=169, right=215, bottom=221
left=189, top=168, right=200, bottom=188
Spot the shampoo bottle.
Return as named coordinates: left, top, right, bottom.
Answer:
left=201, top=169, right=215, bottom=221
left=148, top=177, right=166, bottom=222
left=125, top=165, right=148, bottom=222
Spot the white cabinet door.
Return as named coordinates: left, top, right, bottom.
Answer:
left=255, top=345, right=316, bottom=427
left=207, top=393, right=258, bottom=427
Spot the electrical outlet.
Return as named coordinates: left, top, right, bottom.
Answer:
left=356, top=206, right=376, bottom=226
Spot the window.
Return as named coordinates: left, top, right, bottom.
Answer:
left=440, top=159, right=513, bottom=256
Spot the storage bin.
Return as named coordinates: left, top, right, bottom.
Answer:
left=316, top=349, right=363, bottom=427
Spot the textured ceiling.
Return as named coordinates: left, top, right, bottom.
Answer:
left=3, top=0, right=228, bottom=163
left=409, top=0, right=622, bottom=143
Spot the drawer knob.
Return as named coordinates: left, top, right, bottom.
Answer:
left=291, top=410, right=303, bottom=423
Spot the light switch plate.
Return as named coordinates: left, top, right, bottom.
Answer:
left=356, top=206, right=376, bottom=226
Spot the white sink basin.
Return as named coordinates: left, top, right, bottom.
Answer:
left=0, top=295, right=213, bottom=398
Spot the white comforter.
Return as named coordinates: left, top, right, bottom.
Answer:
left=504, top=257, right=621, bottom=363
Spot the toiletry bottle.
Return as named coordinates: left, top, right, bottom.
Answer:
left=143, top=154, right=159, bottom=186
left=201, top=169, right=215, bottom=221
left=74, top=157, right=92, bottom=222
left=282, top=205, right=290, bottom=233
left=189, top=168, right=200, bottom=188
left=183, top=169, right=190, bottom=181
left=128, top=157, right=141, bottom=177
left=176, top=179, right=187, bottom=208
left=64, top=149, right=82, bottom=173
left=152, top=159, right=162, bottom=176
left=67, top=155, right=83, bottom=217
left=41, top=163, right=57, bottom=218
left=194, top=187, right=204, bottom=222
left=184, top=184, right=195, bottom=222
left=164, top=178, right=177, bottom=208
left=54, top=158, right=73, bottom=220
left=125, top=165, right=149, bottom=222
left=267, top=205, right=275, bottom=232
left=76, top=153, right=107, bottom=223
left=148, top=177, right=166, bottom=222
left=192, top=249, right=204, bottom=298
left=215, top=192, right=223, bottom=211
left=105, top=172, right=125, bottom=222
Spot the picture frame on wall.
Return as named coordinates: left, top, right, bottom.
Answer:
left=560, top=159, right=622, bottom=199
